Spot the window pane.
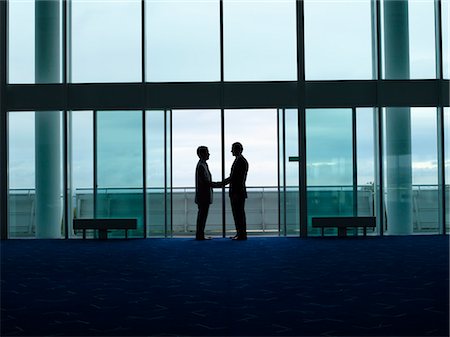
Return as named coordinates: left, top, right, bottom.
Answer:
left=146, top=110, right=166, bottom=237
left=172, top=110, right=222, bottom=237
left=357, top=108, right=376, bottom=224
left=408, top=0, right=436, bottom=78
left=223, top=0, right=297, bottom=81
left=411, top=108, right=439, bottom=233
left=224, top=109, right=278, bottom=236
left=8, top=0, right=62, bottom=84
left=71, top=0, right=141, bottom=83
left=8, top=111, right=64, bottom=238
left=69, top=111, right=94, bottom=238
left=443, top=0, right=449, bottom=79
left=304, top=0, right=373, bottom=80
left=8, top=0, right=34, bottom=83
left=146, top=0, right=220, bottom=82
left=306, top=109, right=353, bottom=235
left=96, top=111, right=144, bottom=238
left=381, top=0, right=436, bottom=79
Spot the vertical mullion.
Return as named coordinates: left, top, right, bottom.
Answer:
left=220, top=0, right=226, bottom=238
left=169, top=109, right=173, bottom=237
left=0, top=0, right=8, bottom=239
left=282, top=109, right=287, bottom=236
left=297, top=0, right=307, bottom=237
left=62, top=0, right=69, bottom=239
left=352, top=107, right=358, bottom=218
left=142, top=110, right=147, bottom=238
left=93, top=110, right=97, bottom=220
left=435, top=0, right=446, bottom=235
left=164, top=109, right=167, bottom=237
left=141, top=0, right=147, bottom=238
left=375, top=0, right=384, bottom=236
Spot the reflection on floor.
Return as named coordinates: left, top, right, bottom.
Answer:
left=1, top=236, right=449, bottom=336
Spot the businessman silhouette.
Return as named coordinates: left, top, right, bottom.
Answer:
left=223, top=142, right=249, bottom=240
left=195, top=146, right=218, bottom=240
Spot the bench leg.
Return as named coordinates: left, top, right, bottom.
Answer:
left=338, top=227, right=347, bottom=237
left=82, top=229, right=86, bottom=239
left=98, top=229, right=108, bottom=240
left=125, top=229, right=128, bottom=239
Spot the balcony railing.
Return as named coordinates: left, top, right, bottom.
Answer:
left=7, top=185, right=450, bottom=237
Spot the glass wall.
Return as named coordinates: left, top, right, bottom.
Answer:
left=306, top=109, right=353, bottom=236
left=279, top=109, right=300, bottom=236
left=146, top=0, right=220, bottom=82
left=304, top=0, right=374, bottom=80
left=356, top=108, right=376, bottom=234
left=381, top=0, right=437, bottom=79
left=382, top=107, right=440, bottom=235
left=8, top=111, right=65, bottom=238
left=69, top=111, right=94, bottom=238
left=8, top=0, right=62, bottom=83
left=224, top=109, right=278, bottom=236
left=223, top=0, right=297, bottom=81
left=70, top=0, right=141, bottom=83
left=96, top=111, right=144, bottom=238
left=171, top=110, right=222, bottom=237
left=146, top=110, right=168, bottom=237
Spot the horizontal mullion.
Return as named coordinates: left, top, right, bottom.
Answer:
left=5, top=80, right=449, bottom=111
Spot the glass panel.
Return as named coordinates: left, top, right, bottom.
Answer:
left=8, top=0, right=34, bottom=83
left=8, top=111, right=64, bottom=238
left=146, top=0, right=220, bottom=82
left=224, top=109, right=278, bottom=237
left=382, top=107, right=413, bottom=234
left=146, top=110, right=166, bottom=237
left=443, top=0, right=449, bottom=79
left=356, top=108, right=377, bottom=235
left=71, top=0, right=141, bottom=83
left=285, top=109, right=300, bottom=236
left=408, top=0, right=436, bottom=78
left=304, top=0, right=373, bottom=80
left=444, top=107, right=449, bottom=233
left=96, top=111, right=144, bottom=238
left=69, top=111, right=94, bottom=238
left=411, top=108, right=439, bottom=233
left=223, top=0, right=297, bottom=81
left=383, top=107, right=440, bottom=235
left=171, top=110, right=222, bottom=237
left=306, top=109, right=353, bottom=236
left=8, top=0, right=62, bottom=83
left=381, top=0, right=436, bottom=79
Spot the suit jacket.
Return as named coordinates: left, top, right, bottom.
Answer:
left=195, top=160, right=213, bottom=205
left=227, top=155, right=249, bottom=199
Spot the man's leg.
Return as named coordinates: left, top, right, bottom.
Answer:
left=196, top=203, right=209, bottom=240
left=231, top=196, right=246, bottom=239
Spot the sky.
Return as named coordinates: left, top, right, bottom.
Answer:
left=6, top=0, right=450, bottom=191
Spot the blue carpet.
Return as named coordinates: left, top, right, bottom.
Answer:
left=1, top=236, right=449, bottom=336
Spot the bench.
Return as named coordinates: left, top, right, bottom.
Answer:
left=312, top=216, right=376, bottom=237
left=73, top=218, right=137, bottom=239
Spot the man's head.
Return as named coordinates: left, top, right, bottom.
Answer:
left=197, top=146, right=210, bottom=160
left=231, top=142, right=243, bottom=156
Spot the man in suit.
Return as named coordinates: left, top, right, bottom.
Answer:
left=195, top=146, right=217, bottom=240
left=224, top=142, right=249, bottom=240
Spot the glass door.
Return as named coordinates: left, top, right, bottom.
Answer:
left=95, top=110, right=144, bottom=238
left=278, top=109, right=301, bottom=236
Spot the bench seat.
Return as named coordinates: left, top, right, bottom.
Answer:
left=73, top=218, right=137, bottom=239
left=312, top=216, right=376, bottom=237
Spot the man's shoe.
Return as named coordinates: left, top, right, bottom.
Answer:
left=232, top=236, right=247, bottom=240
left=196, top=237, right=211, bottom=240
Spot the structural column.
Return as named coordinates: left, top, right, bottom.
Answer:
left=35, top=0, right=61, bottom=238
left=383, top=0, right=413, bottom=234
